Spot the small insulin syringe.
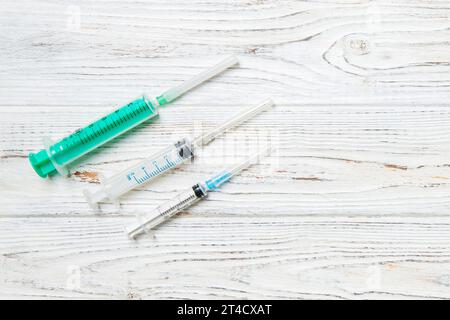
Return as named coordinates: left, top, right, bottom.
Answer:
left=28, top=56, right=238, bottom=178
left=125, top=147, right=271, bottom=239
left=84, top=98, right=274, bottom=210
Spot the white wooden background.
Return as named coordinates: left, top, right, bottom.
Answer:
left=1, top=0, right=450, bottom=299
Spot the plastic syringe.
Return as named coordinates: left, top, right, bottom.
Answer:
left=84, top=98, right=274, bottom=210
left=28, top=55, right=238, bottom=178
left=125, top=147, right=271, bottom=239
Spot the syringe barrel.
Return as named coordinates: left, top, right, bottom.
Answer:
left=28, top=95, right=159, bottom=178
left=84, top=138, right=194, bottom=209
left=125, top=184, right=207, bottom=239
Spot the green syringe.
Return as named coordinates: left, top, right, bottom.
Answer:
left=28, top=56, right=238, bottom=178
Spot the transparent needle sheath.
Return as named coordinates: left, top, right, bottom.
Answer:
left=84, top=98, right=274, bottom=210
left=125, top=147, right=271, bottom=239
left=28, top=55, right=238, bottom=178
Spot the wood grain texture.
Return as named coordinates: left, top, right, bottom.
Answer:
left=1, top=0, right=450, bottom=299
left=1, top=216, right=450, bottom=299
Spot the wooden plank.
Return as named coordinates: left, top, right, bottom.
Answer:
left=1, top=1, right=450, bottom=106
left=1, top=216, right=450, bottom=299
left=1, top=104, right=450, bottom=216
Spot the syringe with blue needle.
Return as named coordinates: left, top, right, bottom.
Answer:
left=125, top=147, right=271, bottom=239
left=28, top=55, right=238, bottom=178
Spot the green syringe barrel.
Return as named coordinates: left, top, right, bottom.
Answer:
left=28, top=55, right=239, bottom=178
left=29, top=96, right=158, bottom=178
